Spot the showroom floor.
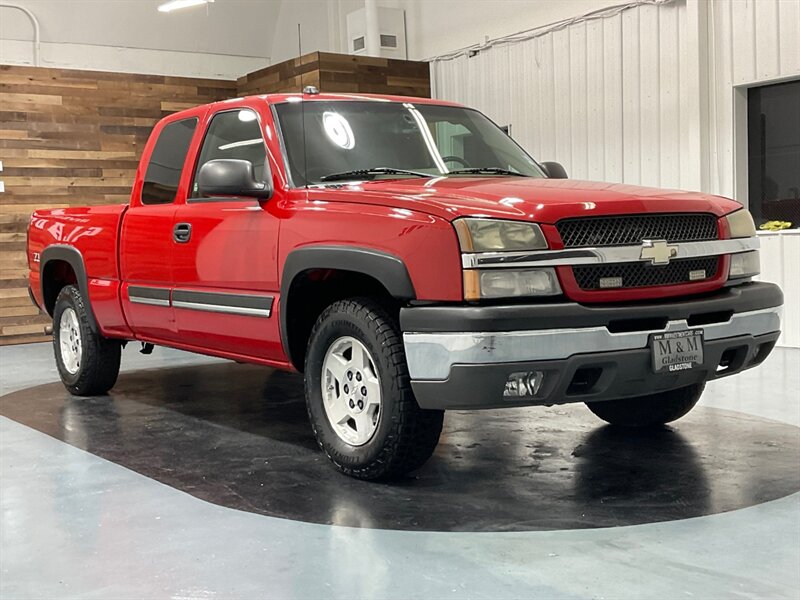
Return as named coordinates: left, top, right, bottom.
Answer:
left=1, top=342, right=799, bottom=599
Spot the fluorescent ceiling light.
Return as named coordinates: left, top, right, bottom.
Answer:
left=158, top=0, right=213, bottom=13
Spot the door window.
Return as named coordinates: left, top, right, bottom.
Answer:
left=192, top=109, right=268, bottom=197
left=141, top=118, right=197, bottom=205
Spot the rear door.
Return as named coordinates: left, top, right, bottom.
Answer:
left=120, top=116, right=199, bottom=342
left=171, top=106, right=282, bottom=359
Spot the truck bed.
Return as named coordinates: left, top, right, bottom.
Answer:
left=28, top=204, right=129, bottom=335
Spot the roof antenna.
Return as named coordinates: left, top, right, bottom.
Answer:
left=298, top=23, right=310, bottom=189
left=298, top=23, right=319, bottom=95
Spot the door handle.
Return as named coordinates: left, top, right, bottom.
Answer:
left=173, top=222, right=192, bottom=243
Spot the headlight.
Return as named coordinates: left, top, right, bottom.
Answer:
left=729, top=250, right=760, bottom=279
left=724, top=209, right=757, bottom=238
left=464, top=268, right=562, bottom=300
left=455, top=218, right=547, bottom=252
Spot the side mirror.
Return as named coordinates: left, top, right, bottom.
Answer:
left=541, top=161, right=568, bottom=179
left=197, top=159, right=273, bottom=200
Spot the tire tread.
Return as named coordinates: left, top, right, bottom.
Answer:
left=54, top=285, right=121, bottom=396
left=305, top=297, right=443, bottom=480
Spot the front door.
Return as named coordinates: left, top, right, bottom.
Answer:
left=171, top=108, right=282, bottom=359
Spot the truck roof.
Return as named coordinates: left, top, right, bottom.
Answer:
left=168, top=92, right=465, bottom=121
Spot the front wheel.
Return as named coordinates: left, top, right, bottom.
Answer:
left=304, top=298, right=444, bottom=480
left=585, top=383, right=705, bottom=427
left=53, top=285, right=122, bottom=396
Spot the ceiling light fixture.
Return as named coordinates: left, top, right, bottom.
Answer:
left=157, top=0, right=213, bottom=13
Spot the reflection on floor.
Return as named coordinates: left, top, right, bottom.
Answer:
left=2, top=360, right=799, bottom=531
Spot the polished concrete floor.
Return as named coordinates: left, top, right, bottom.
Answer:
left=1, top=342, right=799, bottom=598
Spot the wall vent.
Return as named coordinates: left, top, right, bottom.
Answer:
left=346, top=6, right=407, bottom=58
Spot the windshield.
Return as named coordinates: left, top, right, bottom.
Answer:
left=274, top=100, right=546, bottom=186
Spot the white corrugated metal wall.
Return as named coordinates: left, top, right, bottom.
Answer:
left=707, top=0, right=800, bottom=199
left=430, top=0, right=800, bottom=347
left=431, top=0, right=701, bottom=189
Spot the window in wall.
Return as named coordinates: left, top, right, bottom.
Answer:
left=141, top=118, right=197, bottom=205
left=748, top=80, right=800, bottom=227
left=191, top=109, right=268, bottom=197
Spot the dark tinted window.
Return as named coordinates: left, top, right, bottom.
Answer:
left=191, top=109, right=267, bottom=197
left=141, top=118, right=197, bottom=205
left=748, top=80, right=800, bottom=226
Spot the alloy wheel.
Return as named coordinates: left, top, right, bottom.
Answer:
left=59, top=307, right=82, bottom=375
left=321, top=336, right=382, bottom=446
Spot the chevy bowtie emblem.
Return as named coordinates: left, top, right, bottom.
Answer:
left=640, top=239, right=678, bottom=265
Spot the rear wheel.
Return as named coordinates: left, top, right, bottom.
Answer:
left=53, top=285, right=122, bottom=396
left=304, top=297, right=444, bottom=480
left=585, top=383, right=705, bottom=427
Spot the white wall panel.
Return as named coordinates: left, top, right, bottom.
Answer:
left=431, top=0, right=800, bottom=195
left=0, top=39, right=267, bottom=80
left=779, top=0, right=800, bottom=75
left=603, top=15, right=625, bottom=183
left=432, top=0, right=693, bottom=189
left=709, top=0, right=800, bottom=200
left=0, top=0, right=277, bottom=77
left=757, top=231, right=800, bottom=348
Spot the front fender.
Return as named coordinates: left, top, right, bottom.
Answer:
left=279, top=245, right=416, bottom=366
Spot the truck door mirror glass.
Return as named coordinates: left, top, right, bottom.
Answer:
left=196, top=159, right=273, bottom=200
left=541, top=161, right=568, bottom=179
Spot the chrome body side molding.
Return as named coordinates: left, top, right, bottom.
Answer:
left=127, top=286, right=274, bottom=317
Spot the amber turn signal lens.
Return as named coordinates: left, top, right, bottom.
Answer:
left=463, top=269, right=481, bottom=301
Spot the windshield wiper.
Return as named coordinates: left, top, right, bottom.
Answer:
left=319, top=167, right=433, bottom=182
left=446, top=167, right=528, bottom=177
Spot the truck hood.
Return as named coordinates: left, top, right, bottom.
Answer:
left=317, top=177, right=742, bottom=223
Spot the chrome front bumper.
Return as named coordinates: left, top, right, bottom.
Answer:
left=403, top=305, right=782, bottom=381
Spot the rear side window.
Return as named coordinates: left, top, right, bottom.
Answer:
left=141, top=118, right=198, bottom=205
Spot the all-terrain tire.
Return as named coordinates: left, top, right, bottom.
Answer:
left=304, top=297, right=444, bottom=480
left=53, top=285, right=122, bottom=396
left=585, top=383, right=705, bottom=427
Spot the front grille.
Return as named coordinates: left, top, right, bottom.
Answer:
left=557, top=214, right=718, bottom=247
left=573, top=257, right=720, bottom=290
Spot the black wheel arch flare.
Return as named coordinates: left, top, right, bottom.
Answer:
left=40, top=245, right=100, bottom=333
left=279, top=245, right=416, bottom=369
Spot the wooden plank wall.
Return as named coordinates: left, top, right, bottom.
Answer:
left=0, top=65, right=235, bottom=345
left=237, top=51, right=431, bottom=97
left=1, top=53, right=429, bottom=344
left=237, top=52, right=321, bottom=95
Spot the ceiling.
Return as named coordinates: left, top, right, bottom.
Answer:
left=0, top=0, right=282, bottom=59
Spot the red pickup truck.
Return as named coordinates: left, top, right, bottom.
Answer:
left=28, top=90, right=783, bottom=480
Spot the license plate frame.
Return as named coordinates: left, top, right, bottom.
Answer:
left=649, top=329, right=705, bottom=373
